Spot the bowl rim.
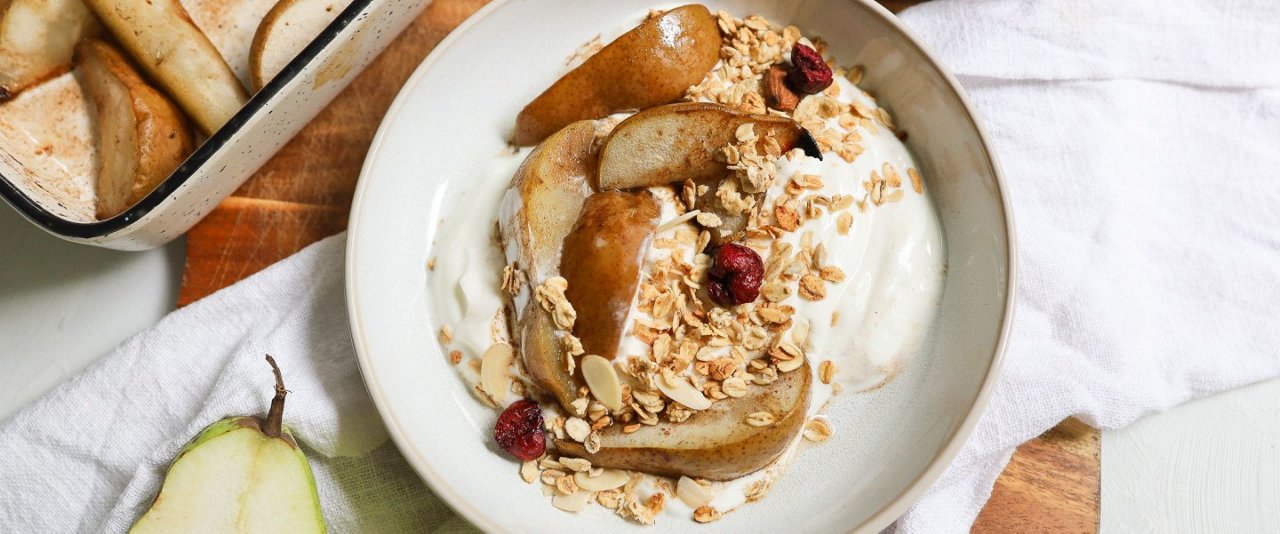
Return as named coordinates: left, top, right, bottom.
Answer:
left=0, top=0, right=375, bottom=238
left=346, top=1, right=1016, bottom=531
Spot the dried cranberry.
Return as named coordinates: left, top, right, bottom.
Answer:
left=786, top=43, right=833, bottom=95
left=707, top=243, right=765, bottom=307
left=493, top=399, right=546, bottom=461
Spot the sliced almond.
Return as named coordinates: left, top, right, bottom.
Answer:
left=574, top=469, right=629, bottom=491
left=657, top=370, right=713, bottom=410
left=581, top=354, right=623, bottom=411
left=520, top=460, right=539, bottom=483
left=657, top=209, right=701, bottom=232
left=552, top=490, right=591, bottom=512
left=479, top=343, right=515, bottom=400
left=676, top=476, right=714, bottom=508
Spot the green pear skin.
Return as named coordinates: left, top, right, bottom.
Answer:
left=130, top=356, right=326, bottom=533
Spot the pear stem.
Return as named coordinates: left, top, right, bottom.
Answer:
left=264, top=355, right=287, bottom=438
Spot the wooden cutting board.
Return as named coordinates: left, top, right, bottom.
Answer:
left=177, top=1, right=1099, bottom=530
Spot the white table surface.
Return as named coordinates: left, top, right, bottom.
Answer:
left=0, top=206, right=184, bottom=421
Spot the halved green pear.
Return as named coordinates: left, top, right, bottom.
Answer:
left=560, top=191, right=660, bottom=359
left=499, top=120, right=596, bottom=411
left=557, top=360, right=812, bottom=480
left=597, top=102, right=819, bottom=191
left=131, top=356, right=325, bottom=533
left=512, top=5, right=721, bottom=146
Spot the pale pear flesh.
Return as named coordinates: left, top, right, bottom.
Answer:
left=597, top=102, right=817, bottom=191
left=558, top=360, right=812, bottom=480
left=130, top=417, right=325, bottom=534
left=250, top=0, right=353, bottom=90
left=512, top=5, right=721, bottom=146
left=0, top=0, right=100, bottom=100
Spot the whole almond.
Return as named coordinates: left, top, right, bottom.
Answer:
left=764, top=65, right=801, bottom=112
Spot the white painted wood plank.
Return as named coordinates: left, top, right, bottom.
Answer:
left=1103, top=379, right=1280, bottom=532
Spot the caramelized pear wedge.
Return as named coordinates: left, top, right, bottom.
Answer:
left=519, top=308, right=579, bottom=411
left=560, top=191, right=660, bottom=359
left=558, top=360, right=811, bottom=480
left=500, top=120, right=596, bottom=282
left=597, top=102, right=820, bottom=191
left=512, top=5, right=721, bottom=146
left=498, top=120, right=597, bottom=411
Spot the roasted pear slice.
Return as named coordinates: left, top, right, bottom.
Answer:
left=560, top=191, right=660, bottom=360
left=512, top=5, right=720, bottom=146
left=77, top=39, right=194, bottom=220
left=519, top=308, right=578, bottom=412
left=558, top=360, right=812, bottom=480
left=0, top=0, right=100, bottom=100
left=250, top=0, right=352, bottom=90
left=597, top=102, right=819, bottom=191
left=499, top=120, right=596, bottom=410
left=84, top=0, right=249, bottom=135
left=500, top=120, right=596, bottom=280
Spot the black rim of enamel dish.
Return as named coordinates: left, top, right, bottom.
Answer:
left=0, top=0, right=374, bottom=240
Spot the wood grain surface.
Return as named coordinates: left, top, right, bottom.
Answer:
left=176, top=1, right=1100, bottom=530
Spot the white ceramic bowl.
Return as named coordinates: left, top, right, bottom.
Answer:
left=347, top=0, right=1014, bottom=531
left=0, top=0, right=430, bottom=250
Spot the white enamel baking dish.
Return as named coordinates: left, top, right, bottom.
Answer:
left=0, top=0, right=430, bottom=250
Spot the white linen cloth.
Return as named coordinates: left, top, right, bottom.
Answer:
left=892, top=0, right=1280, bottom=530
left=2, top=0, right=1278, bottom=531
